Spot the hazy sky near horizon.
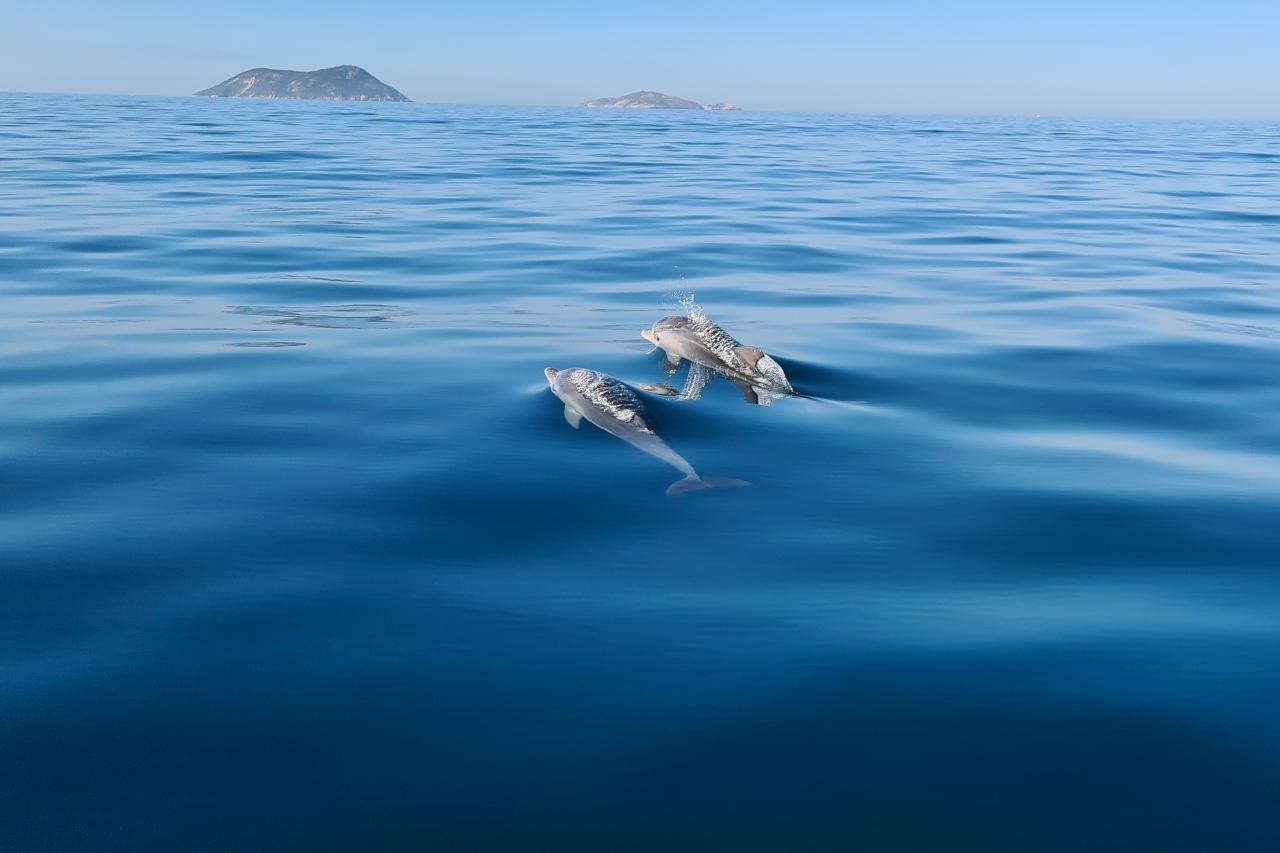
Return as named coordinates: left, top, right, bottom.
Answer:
left=2, top=0, right=1277, bottom=119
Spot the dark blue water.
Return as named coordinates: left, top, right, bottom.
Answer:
left=3, top=93, right=1279, bottom=851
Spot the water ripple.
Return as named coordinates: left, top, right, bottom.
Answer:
left=1, top=93, right=1278, bottom=851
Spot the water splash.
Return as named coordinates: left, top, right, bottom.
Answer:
left=660, top=290, right=735, bottom=402
left=675, top=289, right=706, bottom=325
left=752, top=387, right=787, bottom=406
left=662, top=288, right=702, bottom=320
left=679, top=362, right=713, bottom=401
left=660, top=286, right=711, bottom=401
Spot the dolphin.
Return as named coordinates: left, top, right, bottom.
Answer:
left=641, top=313, right=794, bottom=404
left=545, top=367, right=749, bottom=496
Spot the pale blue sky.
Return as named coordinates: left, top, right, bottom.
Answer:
left=2, top=0, right=1277, bottom=118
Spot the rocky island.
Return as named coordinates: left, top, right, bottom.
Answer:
left=195, top=65, right=409, bottom=102
left=581, top=91, right=740, bottom=111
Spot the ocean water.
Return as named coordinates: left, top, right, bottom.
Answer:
left=2, top=93, right=1279, bottom=851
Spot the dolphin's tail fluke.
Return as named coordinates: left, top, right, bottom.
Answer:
left=666, top=475, right=751, bottom=497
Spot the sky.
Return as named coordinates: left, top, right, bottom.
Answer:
left=1, top=0, right=1278, bottom=119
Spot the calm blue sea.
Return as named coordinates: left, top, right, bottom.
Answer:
left=2, top=93, right=1279, bottom=851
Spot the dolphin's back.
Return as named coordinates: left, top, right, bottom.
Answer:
left=557, top=369, right=658, bottom=436
left=688, top=314, right=746, bottom=369
left=547, top=367, right=747, bottom=494
left=680, top=314, right=793, bottom=394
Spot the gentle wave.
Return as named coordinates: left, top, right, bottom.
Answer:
left=2, top=93, right=1278, bottom=851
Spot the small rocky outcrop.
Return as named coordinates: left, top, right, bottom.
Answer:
left=582, top=91, right=706, bottom=110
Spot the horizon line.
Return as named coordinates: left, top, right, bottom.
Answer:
left=1, top=88, right=1278, bottom=124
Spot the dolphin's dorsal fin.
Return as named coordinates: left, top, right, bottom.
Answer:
left=734, top=345, right=766, bottom=368
left=563, top=405, right=583, bottom=429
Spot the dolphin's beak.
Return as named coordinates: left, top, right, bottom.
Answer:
left=544, top=367, right=558, bottom=384
left=640, top=328, right=657, bottom=354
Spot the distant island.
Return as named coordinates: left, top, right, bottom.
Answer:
left=194, top=65, right=409, bottom=102
left=582, top=91, right=741, bottom=111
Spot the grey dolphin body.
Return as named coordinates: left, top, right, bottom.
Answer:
left=545, top=367, right=749, bottom=496
left=641, top=314, right=794, bottom=403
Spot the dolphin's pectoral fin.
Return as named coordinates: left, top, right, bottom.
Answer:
left=733, top=380, right=760, bottom=406
left=661, top=353, right=681, bottom=373
left=563, top=405, right=583, bottom=429
left=734, top=345, right=767, bottom=368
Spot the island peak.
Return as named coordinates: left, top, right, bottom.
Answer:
left=581, top=91, right=702, bottom=110
left=581, top=91, right=743, bottom=111
left=195, top=65, right=409, bottom=102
